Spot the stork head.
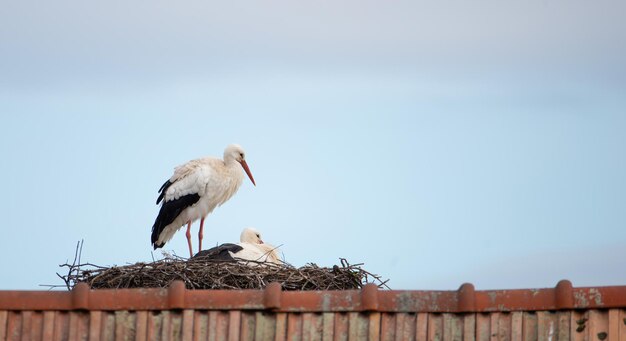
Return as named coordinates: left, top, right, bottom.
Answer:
left=240, top=227, right=264, bottom=244
left=224, top=144, right=256, bottom=186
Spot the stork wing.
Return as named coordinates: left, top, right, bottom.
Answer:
left=151, top=162, right=213, bottom=248
left=192, top=243, right=243, bottom=261
left=157, top=158, right=213, bottom=204
left=151, top=193, right=200, bottom=248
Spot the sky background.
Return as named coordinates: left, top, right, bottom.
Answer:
left=1, top=0, right=625, bottom=290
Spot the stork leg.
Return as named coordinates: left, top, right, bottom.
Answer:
left=198, top=217, right=205, bottom=253
left=185, top=221, right=193, bottom=258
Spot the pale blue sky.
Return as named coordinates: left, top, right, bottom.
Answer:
left=1, top=1, right=625, bottom=290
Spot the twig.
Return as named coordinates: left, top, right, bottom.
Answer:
left=55, top=244, right=390, bottom=291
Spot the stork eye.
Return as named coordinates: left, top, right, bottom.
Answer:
left=239, top=153, right=244, bottom=159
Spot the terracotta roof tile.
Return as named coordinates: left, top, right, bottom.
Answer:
left=2, top=280, right=626, bottom=340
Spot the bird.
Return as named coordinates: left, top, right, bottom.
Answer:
left=192, top=227, right=281, bottom=264
left=151, top=144, right=256, bottom=258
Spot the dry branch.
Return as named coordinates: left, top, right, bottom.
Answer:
left=58, top=255, right=389, bottom=291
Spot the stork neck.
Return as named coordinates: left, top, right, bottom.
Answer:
left=223, top=156, right=238, bottom=167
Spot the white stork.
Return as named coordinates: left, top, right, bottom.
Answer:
left=151, top=144, right=256, bottom=258
left=192, top=227, right=281, bottom=265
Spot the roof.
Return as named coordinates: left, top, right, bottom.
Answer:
left=1, top=280, right=626, bottom=340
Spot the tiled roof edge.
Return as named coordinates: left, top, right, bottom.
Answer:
left=2, top=280, right=626, bottom=312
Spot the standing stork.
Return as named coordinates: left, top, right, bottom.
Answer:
left=151, top=144, right=256, bottom=257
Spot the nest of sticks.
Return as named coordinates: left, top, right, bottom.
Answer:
left=56, top=242, right=389, bottom=291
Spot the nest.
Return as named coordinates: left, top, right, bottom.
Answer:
left=56, top=243, right=389, bottom=291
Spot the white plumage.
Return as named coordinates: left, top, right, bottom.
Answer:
left=193, top=227, right=282, bottom=265
left=151, top=144, right=255, bottom=257
left=233, top=227, right=281, bottom=264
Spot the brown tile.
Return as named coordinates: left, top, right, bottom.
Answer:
left=334, top=312, right=349, bottom=341
left=415, top=313, right=428, bottom=341
left=1, top=283, right=626, bottom=340
left=42, top=311, right=55, bottom=341
left=462, top=314, right=475, bottom=341
left=427, top=313, right=443, bottom=341
left=379, top=313, right=396, bottom=341
left=588, top=310, right=608, bottom=341
left=442, top=313, right=463, bottom=341
left=135, top=310, right=149, bottom=341
left=475, top=313, right=491, bottom=341
left=287, top=312, right=303, bottom=341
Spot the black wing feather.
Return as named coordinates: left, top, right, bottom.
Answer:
left=192, top=243, right=243, bottom=261
left=156, top=179, right=172, bottom=205
left=151, top=193, right=201, bottom=249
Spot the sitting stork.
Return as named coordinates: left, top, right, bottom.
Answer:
left=193, top=227, right=281, bottom=265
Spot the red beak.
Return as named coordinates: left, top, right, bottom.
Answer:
left=239, top=160, right=256, bottom=186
